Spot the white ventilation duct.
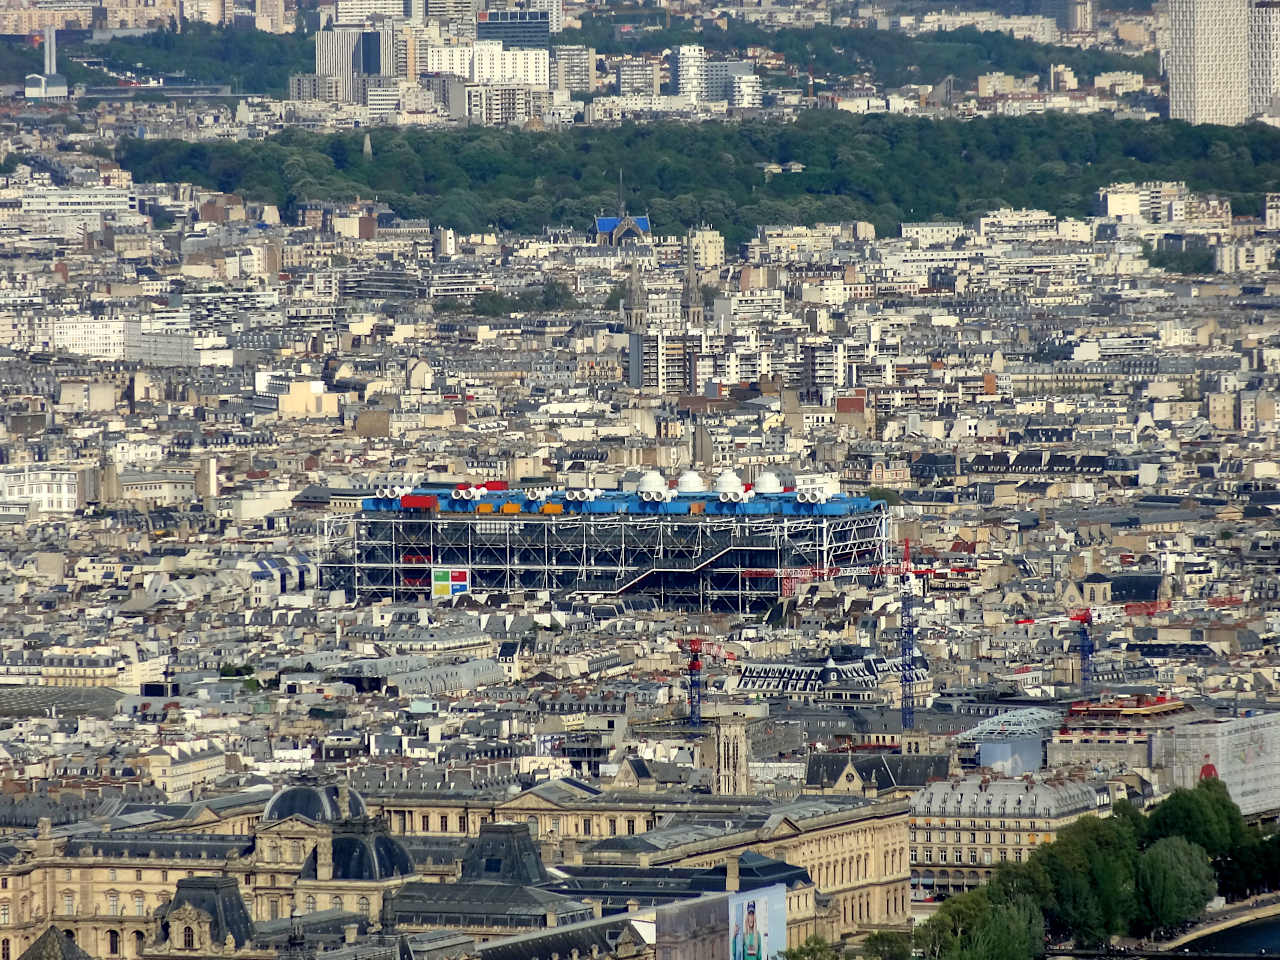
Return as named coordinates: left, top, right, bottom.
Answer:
left=637, top=470, right=667, bottom=496
left=676, top=470, right=706, bottom=494
left=714, top=469, right=744, bottom=496
left=754, top=471, right=782, bottom=494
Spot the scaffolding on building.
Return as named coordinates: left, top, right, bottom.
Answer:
left=319, top=499, right=890, bottom=615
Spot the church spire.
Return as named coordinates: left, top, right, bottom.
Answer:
left=682, top=232, right=704, bottom=327
left=623, top=257, right=647, bottom=331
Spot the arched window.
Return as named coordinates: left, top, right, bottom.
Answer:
left=304, top=896, right=316, bottom=914
left=133, top=932, right=145, bottom=957
left=182, top=927, right=194, bottom=950
left=357, top=897, right=370, bottom=917
left=108, top=931, right=120, bottom=955
left=330, top=896, right=343, bottom=911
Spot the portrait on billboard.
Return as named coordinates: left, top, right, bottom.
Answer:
left=729, top=885, right=786, bottom=960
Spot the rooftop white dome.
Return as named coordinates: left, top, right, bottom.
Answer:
left=714, top=469, right=744, bottom=495
left=753, top=471, right=783, bottom=494
left=676, top=470, right=707, bottom=494
left=637, top=470, right=667, bottom=494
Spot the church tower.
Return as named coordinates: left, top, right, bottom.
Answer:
left=713, top=716, right=751, bottom=796
left=623, top=258, right=648, bottom=332
left=681, top=245, right=703, bottom=327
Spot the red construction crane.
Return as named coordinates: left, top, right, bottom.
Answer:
left=1008, top=595, right=1243, bottom=696
left=674, top=636, right=735, bottom=728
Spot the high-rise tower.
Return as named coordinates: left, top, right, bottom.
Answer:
left=1251, top=0, right=1280, bottom=116
left=1168, top=0, right=1250, bottom=124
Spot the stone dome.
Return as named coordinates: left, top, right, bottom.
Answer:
left=299, top=832, right=414, bottom=882
left=262, top=783, right=366, bottom=823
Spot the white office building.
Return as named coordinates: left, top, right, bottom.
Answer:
left=1251, top=0, right=1280, bottom=116
left=729, top=73, right=762, bottom=108
left=0, top=466, right=82, bottom=515
left=705, top=59, right=753, bottom=101
left=672, top=44, right=706, bottom=101
left=315, top=26, right=396, bottom=101
left=1168, top=0, right=1249, bottom=124
left=423, top=39, right=547, bottom=87
left=335, top=0, right=406, bottom=21
left=551, top=44, right=593, bottom=93
left=529, top=0, right=562, bottom=33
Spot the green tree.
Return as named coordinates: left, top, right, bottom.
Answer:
left=1147, top=782, right=1237, bottom=859
left=117, top=113, right=1280, bottom=244
left=955, top=896, right=1045, bottom=960
left=916, top=888, right=994, bottom=960
left=1031, top=815, right=1139, bottom=944
left=603, top=283, right=626, bottom=310
left=862, top=931, right=911, bottom=960
left=865, top=487, right=903, bottom=506
left=1135, top=836, right=1216, bottom=934
left=782, top=936, right=844, bottom=960
left=538, top=278, right=578, bottom=310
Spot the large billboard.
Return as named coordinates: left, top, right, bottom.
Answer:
left=730, top=885, right=787, bottom=960
left=652, top=884, right=788, bottom=960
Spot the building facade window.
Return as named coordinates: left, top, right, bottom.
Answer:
left=182, top=927, right=194, bottom=950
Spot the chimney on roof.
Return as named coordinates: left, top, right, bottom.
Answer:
left=726, top=854, right=740, bottom=892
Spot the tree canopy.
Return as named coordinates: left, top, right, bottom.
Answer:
left=83, top=24, right=315, bottom=96
left=562, top=18, right=1157, bottom=89
left=913, top=780, right=1258, bottom=960
left=117, top=113, right=1280, bottom=244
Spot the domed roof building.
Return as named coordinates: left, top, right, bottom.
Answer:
left=250, top=781, right=415, bottom=925
left=262, top=783, right=366, bottom=823
left=299, top=827, right=415, bottom=882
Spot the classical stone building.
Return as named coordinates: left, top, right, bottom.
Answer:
left=0, top=783, right=415, bottom=960
left=908, top=773, right=1111, bottom=898
left=0, top=776, right=911, bottom=958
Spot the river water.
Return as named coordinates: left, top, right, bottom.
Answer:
left=1191, top=916, right=1280, bottom=953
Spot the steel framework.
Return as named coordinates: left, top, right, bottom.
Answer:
left=320, top=505, right=890, bottom=614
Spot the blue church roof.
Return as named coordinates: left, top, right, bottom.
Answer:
left=594, top=215, right=651, bottom=233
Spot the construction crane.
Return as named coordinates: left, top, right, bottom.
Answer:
left=688, top=636, right=703, bottom=727
left=899, top=540, right=919, bottom=731
left=1012, top=596, right=1244, bottom=698
left=676, top=636, right=735, bottom=727
left=850, top=538, right=934, bottom=731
